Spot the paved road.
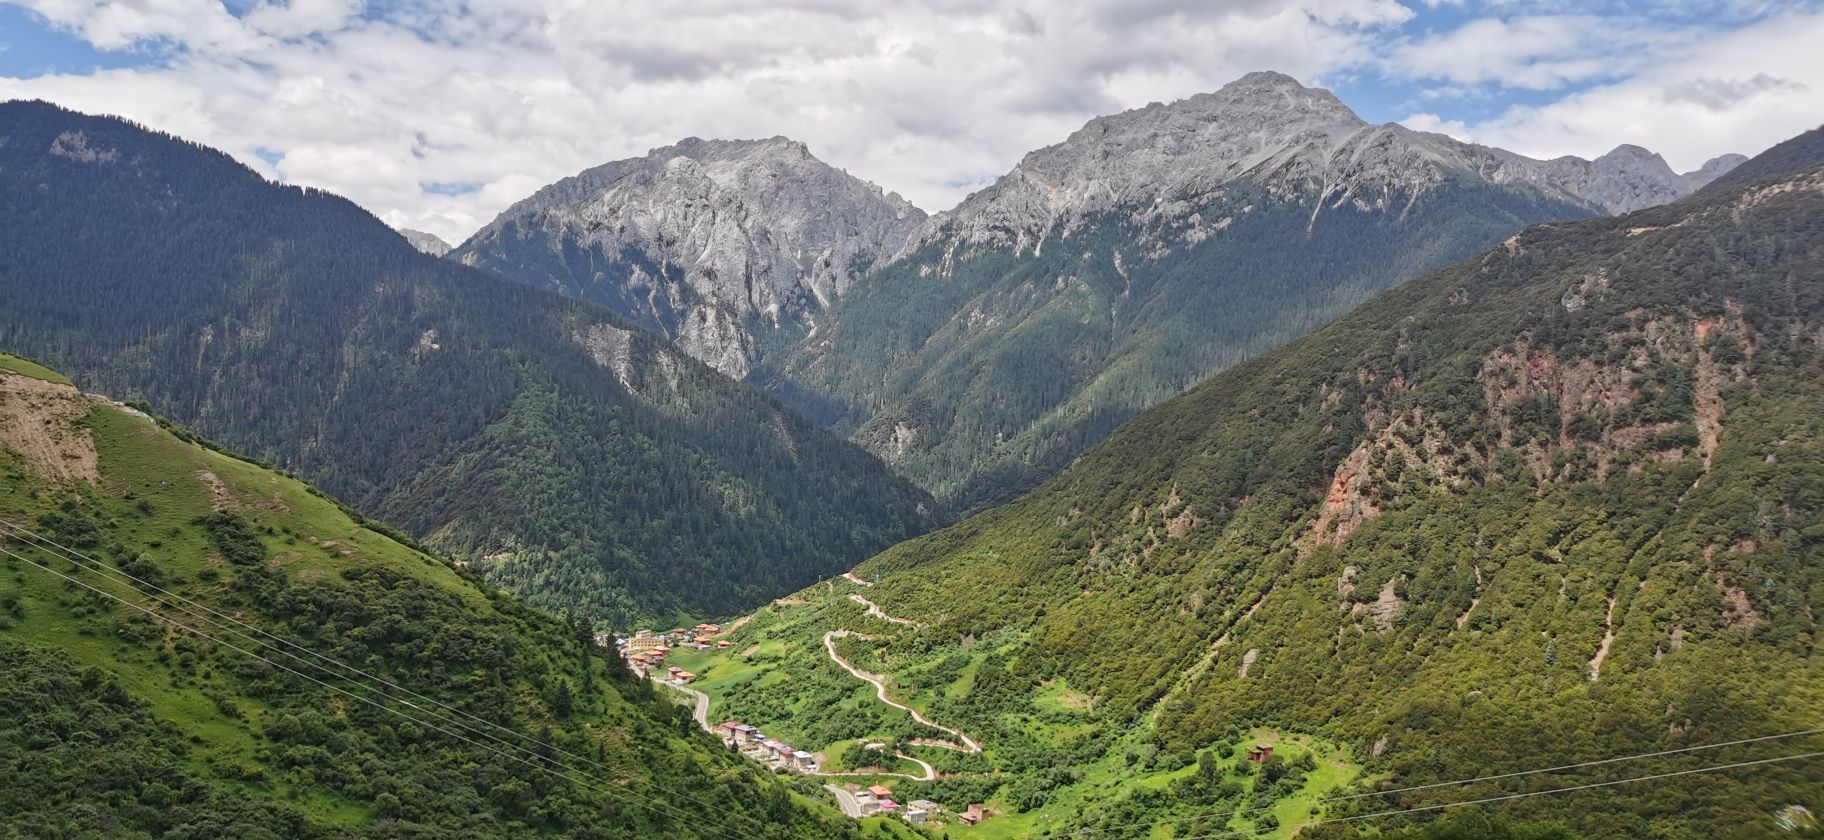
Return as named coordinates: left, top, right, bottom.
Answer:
left=841, top=572, right=874, bottom=587
left=811, top=751, right=937, bottom=782
left=650, top=675, right=711, bottom=731
left=825, top=784, right=865, bottom=818
left=824, top=630, right=982, bottom=753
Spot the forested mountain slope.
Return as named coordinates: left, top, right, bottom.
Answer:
left=767, top=72, right=1740, bottom=509
left=711, top=130, right=1824, bottom=838
left=0, top=101, right=942, bottom=627
left=0, top=355, right=859, bottom=837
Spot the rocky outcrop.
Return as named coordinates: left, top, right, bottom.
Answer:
left=454, top=138, right=926, bottom=378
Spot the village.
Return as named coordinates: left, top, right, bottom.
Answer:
left=611, top=624, right=731, bottom=686
left=605, top=623, right=991, bottom=829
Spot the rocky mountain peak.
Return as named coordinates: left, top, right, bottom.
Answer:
left=1577, top=143, right=1689, bottom=213
left=1599, top=143, right=1663, bottom=162
left=453, top=136, right=926, bottom=378
left=1682, top=153, right=1750, bottom=190
left=928, top=71, right=1370, bottom=250
left=913, top=73, right=1741, bottom=255
left=397, top=227, right=452, bottom=257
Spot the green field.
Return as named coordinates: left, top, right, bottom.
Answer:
left=0, top=351, right=72, bottom=384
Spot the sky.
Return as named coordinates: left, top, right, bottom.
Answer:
left=1, top=1, right=1820, bottom=244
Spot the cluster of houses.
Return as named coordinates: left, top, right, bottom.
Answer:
left=606, top=623, right=993, bottom=827
left=715, top=721, right=819, bottom=772
left=613, top=625, right=733, bottom=685
left=836, top=787, right=987, bottom=827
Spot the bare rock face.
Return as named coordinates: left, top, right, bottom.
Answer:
left=909, top=71, right=1737, bottom=256
left=398, top=228, right=452, bottom=257
left=1522, top=145, right=1692, bottom=214
left=454, top=137, right=926, bottom=378
left=917, top=72, right=1371, bottom=252
left=1681, top=153, right=1751, bottom=191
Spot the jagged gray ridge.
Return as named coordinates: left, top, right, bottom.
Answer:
left=452, top=137, right=925, bottom=378
left=459, top=72, right=1738, bottom=380
left=905, top=71, right=1742, bottom=258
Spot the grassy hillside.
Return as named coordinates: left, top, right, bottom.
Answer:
left=694, top=144, right=1824, bottom=838
left=768, top=179, right=1591, bottom=510
left=0, top=355, right=867, bottom=837
left=0, top=101, right=941, bottom=628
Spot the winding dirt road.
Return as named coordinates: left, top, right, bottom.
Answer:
left=814, top=752, right=937, bottom=781
left=850, top=593, right=920, bottom=627
left=841, top=572, right=874, bottom=587
left=824, top=629, right=982, bottom=754
left=655, top=667, right=940, bottom=781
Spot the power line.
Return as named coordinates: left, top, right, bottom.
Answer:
left=1068, top=726, right=1824, bottom=836
left=1171, top=749, right=1824, bottom=840
left=0, top=542, right=756, bottom=840
left=3, top=540, right=751, bottom=840
left=0, top=519, right=784, bottom=837
left=2, top=520, right=789, bottom=837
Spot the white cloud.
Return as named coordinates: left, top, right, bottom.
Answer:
left=0, top=0, right=1412, bottom=242
left=1443, top=9, right=1824, bottom=172
left=1400, top=111, right=1473, bottom=141
left=20, top=0, right=262, bottom=51
left=2, top=0, right=1820, bottom=245
left=1385, top=14, right=1684, bottom=90
left=240, top=0, right=362, bottom=40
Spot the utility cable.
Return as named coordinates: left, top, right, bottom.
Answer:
left=1172, top=749, right=1823, bottom=840
left=0, top=519, right=784, bottom=837
left=1, top=542, right=754, bottom=840
left=1069, top=725, right=1824, bottom=835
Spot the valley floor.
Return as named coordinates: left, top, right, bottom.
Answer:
left=633, top=576, right=1364, bottom=837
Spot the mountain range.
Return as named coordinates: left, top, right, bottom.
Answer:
left=0, top=353, right=858, bottom=838
left=0, top=68, right=1814, bottom=840
left=669, top=123, right=1824, bottom=839
left=0, top=100, right=942, bottom=627
left=451, top=136, right=926, bottom=379
left=771, top=72, right=1744, bottom=507
left=459, top=72, right=1744, bottom=509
